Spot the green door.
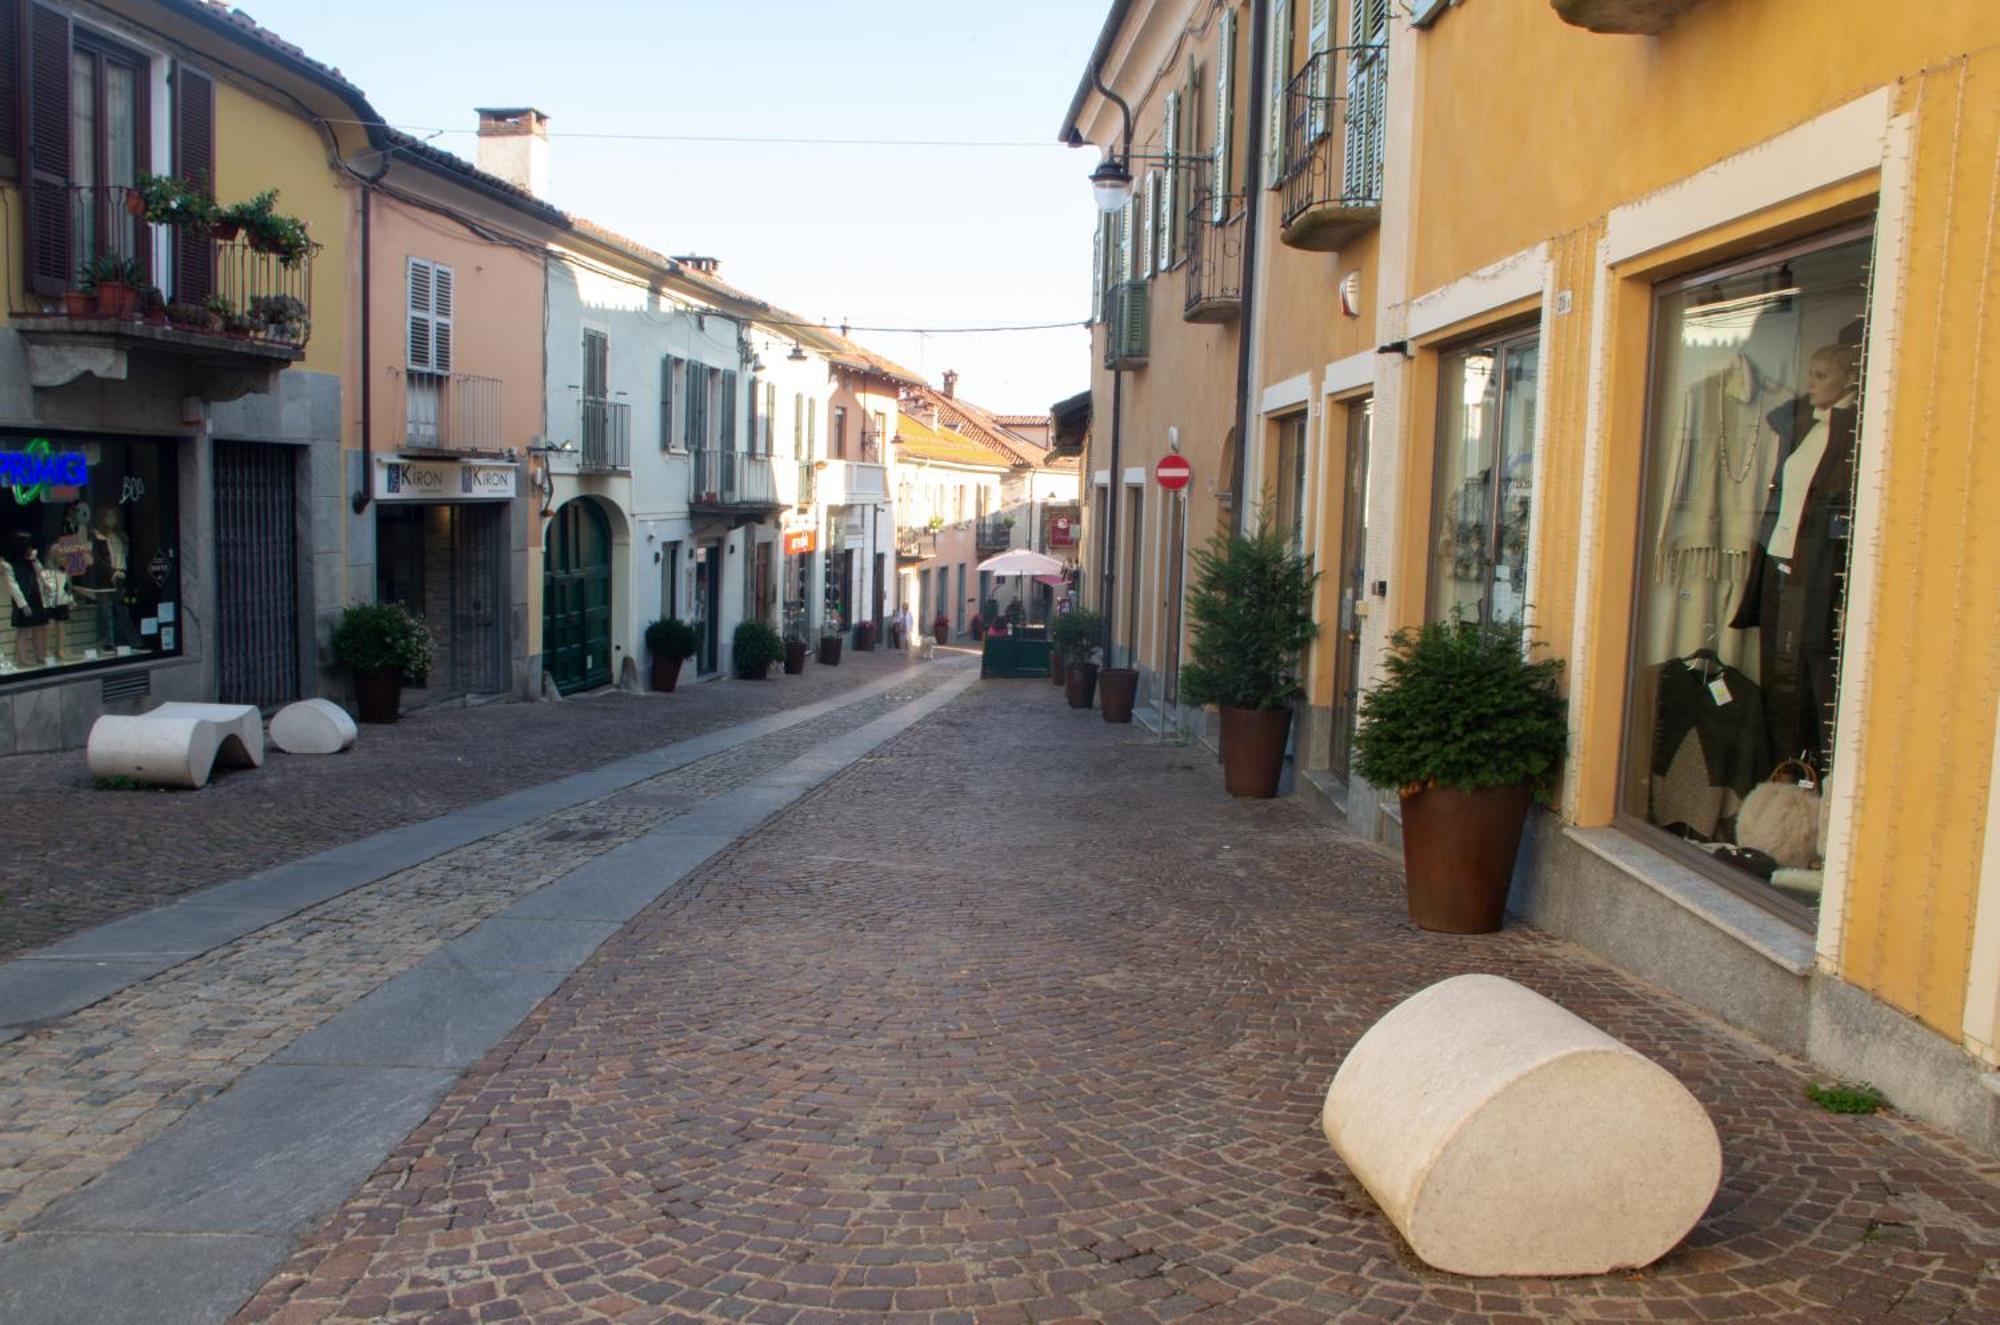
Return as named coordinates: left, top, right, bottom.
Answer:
left=543, top=500, right=612, bottom=694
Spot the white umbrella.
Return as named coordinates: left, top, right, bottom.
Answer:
left=976, top=549, right=1066, bottom=576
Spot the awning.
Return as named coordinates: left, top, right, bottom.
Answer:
left=1033, top=574, right=1067, bottom=587
left=977, top=548, right=1066, bottom=576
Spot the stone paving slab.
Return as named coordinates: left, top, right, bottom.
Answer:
left=230, top=676, right=2000, bottom=1325
left=0, top=956, right=172, bottom=1025
left=0, top=1232, right=288, bottom=1325
left=28, top=903, right=294, bottom=962
left=424, top=918, right=625, bottom=973
left=273, top=965, right=573, bottom=1070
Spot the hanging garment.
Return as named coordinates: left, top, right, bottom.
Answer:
left=6, top=554, right=48, bottom=628
left=1650, top=649, right=1769, bottom=836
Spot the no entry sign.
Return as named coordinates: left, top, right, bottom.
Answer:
left=1155, top=453, right=1191, bottom=491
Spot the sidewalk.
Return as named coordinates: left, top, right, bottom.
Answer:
left=0, top=648, right=918, bottom=959
left=210, top=677, right=1995, bottom=1325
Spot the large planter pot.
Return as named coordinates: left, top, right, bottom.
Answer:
left=737, top=660, right=772, bottom=681
left=1065, top=661, right=1099, bottom=710
left=1050, top=651, right=1067, bottom=687
left=932, top=617, right=950, bottom=645
left=783, top=641, right=808, bottom=674
left=1219, top=705, right=1293, bottom=799
left=1098, top=667, right=1138, bottom=724
left=650, top=654, right=684, bottom=693
left=818, top=636, right=843, bottom=666
left=855, top=622, right=876, bottom=651
left=1398, top=784, right=1534, bottom=934
left=353, top=668, right=403, bottom=724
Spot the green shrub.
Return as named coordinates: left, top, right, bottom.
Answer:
left=644, top=616, right=700, bottom=660
left=133, top=171, right=219, bottom=228
left=1178, top=522, right=1318, bottom=712
left=330, top=601, right=433, bottom=677
left=1049, top=608, right=1102, bottom=665
left=1806, top=1082, right=1886, bottom=1115
left=732, top=619, right=786, bottom=675
left=1353, top=617, right=1567, bottom=800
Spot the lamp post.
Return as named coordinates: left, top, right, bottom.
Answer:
left=1088, top=66, right=1135, bottom=669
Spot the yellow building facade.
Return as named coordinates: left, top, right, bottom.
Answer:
left=1069, top=0, right=2000, bottom=1152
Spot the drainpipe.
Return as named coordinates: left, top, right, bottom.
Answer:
left=351, top=173, right=383, bottom=514
left=1229, top=0, right=1269, bottom=536
left=1090, top=60, right=1134, bottom=667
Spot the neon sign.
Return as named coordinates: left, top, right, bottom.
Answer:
left=3, top=438, right=89, bottom=504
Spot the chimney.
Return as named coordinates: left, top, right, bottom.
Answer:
left=475, top=107, right=550, bottom=199
left=942, top=369, right=958, bottom=398
left=672, top=255, right=721, bottom=276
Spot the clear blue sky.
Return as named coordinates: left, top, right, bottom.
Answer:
left=247, top=0, right=1105, bottom=414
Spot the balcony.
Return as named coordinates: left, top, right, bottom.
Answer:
left=897, top=527, right=938, bottom=563
left=817, top=457, right=888, bottom=506
left=390, top=370, right=503, bottom=454
left=1552, top=0, right=1706, bottom=33
left=578, top=397, right=631, bottom=472
left=1278, top=46, right=1387, bottom=252
left=976, top=517, right=1015, bottom=555
left=1184, top=162, right=1245, bottom=324
left=1103, top=280, right=1149, bottom=370
left=856, top=426, right=885, bottom=464
left=14, top=184, right=316, bottom=400
left=796, top=459, right=817, bottom=509
left=692, top=449, right=783, bottom=519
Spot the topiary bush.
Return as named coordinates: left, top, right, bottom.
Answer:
left=1353, top=617, right=1567, bottom=801
left=644, top=616, right=700, bottom=660
left=732, top=619, right=786, bottom=676
left=330, top=601, right=433, bottom=677
left=1179, top=522, right=1318, bottom=712
left=1049, top=608, right=1102, bottom=665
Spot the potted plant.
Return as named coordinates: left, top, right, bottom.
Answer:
left=83, top=255, right=144, bottom=318
left=854, top=618, right=876, bottom=651
left=1353, top=617, right=1567, bottom=934
left=818, top=618, right=843, bottom=666
left=249, top=293, right=308, bottom=343
left=643, top=616, right=699, bottom=693
left=140, top=285, right=168, bottom=326
left=932, top=612, right=950, bottom=645
left=1051, top=609, right=1102, bottom=709
left=63, top=267, right=95, bottom=318
left=969, top=611, right=985, bottom=642
left=331, top=601, right=433, bottom=724
left=132, top=171, right=219, bottom=229
left=1179, top=523, right=1319, bottom=790
left=166, top=300, right=219, bottom=332
left=783, top=632, right=810, bottom=674
left=733, top=619, right=786, bottom=680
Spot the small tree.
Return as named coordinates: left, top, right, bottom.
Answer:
left=1050, top=608, right=1103, bottom=665
left=330, top=602, right=432, bottom=678
left=1178, top=523, right=1318, bottom=712
left=732, top=619, right=786, bottom=676
left=644, top=616, right=700, bottom=661
left=1352, top=618, right=1567, bottom=801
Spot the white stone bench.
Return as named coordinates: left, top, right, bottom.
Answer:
left=269, top=698, right=358, bottom=755
left=86, top=701, right=264, bottom=790
left=1321, top=973, right=1721, bottom=1277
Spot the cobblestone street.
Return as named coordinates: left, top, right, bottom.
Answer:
left=190, top=677, right=1995, bottom=1325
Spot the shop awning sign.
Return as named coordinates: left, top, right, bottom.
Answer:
left=375, top=458, right=517, bottom=502
left=784, top=529, right=816, bottom=555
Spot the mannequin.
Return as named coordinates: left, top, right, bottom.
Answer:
left=5, top=530, right=50, bottom=667
left=1730, top=342, right=1861, bottom=772
left=87, top=503, right=138, bottom=651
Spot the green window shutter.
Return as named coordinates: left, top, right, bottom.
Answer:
left=1307, top=0, right=1331, bottom=140
left=1092, top=214, right=1105, bottom=323
left=1266, top=0, right=1292, bottom=184
left=1214, top=7, right=1236, bottom=222
left=1142, top=171, right=1157, bottom=278
left=1162, top=91, right=1180, bottom=264
left=721, top=369, right=738, bottom=450
left=660, top=355, right=675, bottom=450
left=1119, top=198, right=1134, bottom=282
left=794, top=392, right=804, bottom=457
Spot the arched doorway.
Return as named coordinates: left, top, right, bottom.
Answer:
left=543, top=499, right=612, bottom=693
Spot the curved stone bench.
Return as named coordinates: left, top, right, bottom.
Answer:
left=269, top=698, right=358, bottom=755
left=1321, top=973, right=1721, bottom=1277
left=86, top=702, right=264, bottom=790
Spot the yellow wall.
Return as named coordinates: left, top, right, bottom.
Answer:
left=1400, top=0, right=2000, bottom=1043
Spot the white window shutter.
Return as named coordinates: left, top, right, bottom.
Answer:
left=1142, top=172, right=1157, bottom=278
left=1307, top=0, right=1331, bottom=140
left=431, top=264, right=453, bottom=373
left=1091, top=214, right=1105, bottom=323
left=1213, top=8, right=1235, bottom=223
left=1162, top=91, right=1181, bottom=264
left=1265, top=0, right=1292, bottom=185
left=406, top=258, right=433, bottom=372
left=1119, top=198, right=1134, bottom=282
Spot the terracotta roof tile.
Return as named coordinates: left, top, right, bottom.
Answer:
left=892, top=411, right=1009, bottom=469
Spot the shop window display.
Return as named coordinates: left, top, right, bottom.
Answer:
left=1623, top=229, right=1872, bottom=918
left=1430, top=329, right=1538, bottom=625
left=0, top=436, right=179, bottom=680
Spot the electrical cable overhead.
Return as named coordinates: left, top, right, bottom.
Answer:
left=323, top=118, right=1061, bottom=150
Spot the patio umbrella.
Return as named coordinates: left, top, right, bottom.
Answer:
left=975, top=549, right=1067, bottom=630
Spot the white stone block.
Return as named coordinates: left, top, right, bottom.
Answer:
left=269, top=698, right=358, bottom=755
left=87, top=715, right=224, bottom=789
left=1322, top=973, right=1721, bottom=1277
left=149, top=701, right=265, bottom=768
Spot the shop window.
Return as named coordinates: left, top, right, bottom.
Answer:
left=1621, top=226, right=1872, bottom=922
left=1273, top=411, right=1308, bottom=554
left=2, top=435, right=179, bottom=680
left=1429, top=328, right=1538, bottom=624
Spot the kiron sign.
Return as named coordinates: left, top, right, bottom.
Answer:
left=375, top=458, right=517, bottom=502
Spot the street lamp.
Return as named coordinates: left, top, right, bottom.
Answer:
left=1089, top=156, right=1135, bottom=214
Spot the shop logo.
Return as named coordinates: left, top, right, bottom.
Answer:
left=384, top=463, right=445, bottom=495
left=2, top=438, right=89, bottom=504
left=461, top=468, right=512, bottom=495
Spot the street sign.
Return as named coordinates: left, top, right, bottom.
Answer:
left=1155, top=453, right=1191, bottom=491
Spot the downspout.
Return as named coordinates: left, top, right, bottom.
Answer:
left=1090, top=60, right=1134, bottom=666
left=1229, top=0, right=1270, bottom=536
left=351, top=170, right=385, bottom=514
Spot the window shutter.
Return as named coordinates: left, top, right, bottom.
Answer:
left=746, top=374, right=758, bottom=454
left=1213, top=7, right=1235, bottom=223
left=1162, top=91, right=1180, bottom=265
left=807, top=400, right=816, bottom=458
left=660, top=356, right=676, bottom=450
left=24, top=1, right=71, bottom=298
left=431, top=264, right=454, bottom=373
left=1266, top=0, right=1292, bottom=184
left=765, top=383, right=777, bottom=455
left=1184, top=58, right=1201, bottom=247
left=1118, top=198, right=1134, bottom=282
left=1142, top=172, right=1157, bottom=278
left=1091, top=215, right=1105, bottom=323
left=1344, top=0, right=1387, bottom=201
left=793, top=392, right=804, bottom=457
left=1307, top=0, right=1331, bottom=140
left=0, top=2, right=23, bottom=180
left=721, top=369, right=738, bottom=450
left=406, top=259, right=434, bottom=371
left=173, top=64, right=215, bottom=304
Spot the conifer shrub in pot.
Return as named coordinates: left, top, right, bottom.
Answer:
left=1353, top=618, right=1567, bottom=934
left=732, top=619, right=786, bottom=680
left=331, top=601, right=432, bottom=724
left=644, top=616, right=699, bottom=693
left=818, top=619, right=843, bottom=666
left=1050, top=609, right=1102, bottom=709
left=1179, top=524, right=1318, bottom=797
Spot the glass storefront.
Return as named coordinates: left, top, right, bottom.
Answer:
left=1430, top=329, right=1539, bottom=624
left=1622, top=226, right=1873, bottom=919
left=1, top=434, right=179, bottom=681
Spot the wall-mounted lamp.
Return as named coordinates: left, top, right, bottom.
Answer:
left=788, top=343, right=808, bottom=362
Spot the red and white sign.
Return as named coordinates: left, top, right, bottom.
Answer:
left=1050, top=515, right=1077, bottom=548
left=1155, top=453, right=1191, bottom=491
left=783, top=529, right=816, bottom=556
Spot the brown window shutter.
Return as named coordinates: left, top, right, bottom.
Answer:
left=0, top=0, right=21, bottom=181
left=173, top=63, right=215, bottom=305
left=24, top=0, right=70, bottom=298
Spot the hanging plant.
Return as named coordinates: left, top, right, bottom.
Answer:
left=131, top=171, right=219, bottom=229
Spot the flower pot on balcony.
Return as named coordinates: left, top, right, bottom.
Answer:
left=124, top=190, right=146, bottom=218
left=818, top=636, right=843, bottom=666
left=211, top=219, right=240, bottom=241
left=94, top=282, right=140, bottom=320
left=650, top=654, right=684, bottom=693
left=353, top=668, right=403, bottom=724
left=1065, top=661, right=1099, bottom=710
left=784, top=640, right=809, bottom=674
left=1098, top=667, right=1137, bottom=724
left=63, top=290, right=94, bottom=318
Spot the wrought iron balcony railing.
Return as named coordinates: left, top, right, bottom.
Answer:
left=391, top=369, right=503, bottom=453
left=692, top=449, right=780, bottom=511
left=796, top=459, right=817, bottom=509
left=976, top=518, right=1015, bottom=554
left=579, top=397, right=631, bottom=472
left=897, top=527, right=938, bottom=560
left=1184, top=160, right=1245, bottom=324
left=1279, top=45, right=1387, bottom=252
left=857, top=426, right=885, bottom=464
